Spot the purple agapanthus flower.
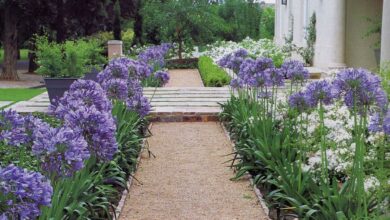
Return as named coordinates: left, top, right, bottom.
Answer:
left=126, top=94, right=151, bottom=118
left=368, top=112, right=383, bottom=133
left=281, top=60, right=309, bottom=83
left=0, top=164, right=52, bottom=219
left=230, top=78, right=243, bottom=88
left=368, top=108, right=390, bottom=135
left=218, top=49, right=249, bottom=73
left=98, top=62, right=128, bottom=82
left=50, top=80, right=112, bottom=116
left=32, top=125, right=90, bottom=177
left=138, top=43, right=172, bottom=70
left=383, top=110, right=390, bottom=135
left=154, top=70, right=170, bottom=86
left=266, top=68, right=285, bottom=86
left=128, top=60, right=153, bottom=79
left=62, top=105, right=118, bottom=161
left=50, top=80, right=118, bottom=161
left=101, top=78, right=129, bottom=100
left=237, top=57, right=274, bottom=87
left=0, top=110, right=29, bottom=146
left=289, top=91, right=312, bottom=113
left=305, top=80, right=334, bottom=107
left=333, top=68, right=387, bottom=112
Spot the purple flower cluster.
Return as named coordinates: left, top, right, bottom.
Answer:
left=305, top=80, right=334, bottom=106
left=51, top=80, right=118, bottom=161
left=288, top=80, right=334, bottom=111
left=369, top=110, right=390, bottom=135
left=98, top=57, right=151, bottom=117
left=126, top=94, right=151, bottom=118
left=266, top=68, right=285, bottom=86
left=32, top=125, right=90, bottom=177
left=230, top=57, right=283, bottom=88
left=154, top=70, right=170, bottom=86
left=0, top=110, right=29, bottom=146
left=138, top=43, right=172, bottom=70
left=281, top=60, right=309, bottom=83
left=51, top=80, right=112, bottom=116
left=0, top=110, right=49, bottom=147
left=218, top=49, right=249, bottom=73
left=333, top=68, right=387, bottom=112
left=0, top=164, right=52, bottom=219
left=288, top=91, right=311, bottom=113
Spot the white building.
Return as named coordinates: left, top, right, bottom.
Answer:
left=275, top=0, right=389, bottom=70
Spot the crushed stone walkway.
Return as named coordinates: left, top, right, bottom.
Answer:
left=119, top=122, right=267, bottom=220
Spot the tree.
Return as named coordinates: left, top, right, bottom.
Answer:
left=0, top=0, right=55, bottom=80
left=132, top=0, right=144, bottom=45
left=0, top=0, right=135, bottom=80
left=1, top=2, right=18, bottom=79
left=113, top=0, right=122, bottom=40
left=218, top=0, right=263, bottom=41
left=259, top=6, right=275, bottom=39
left=142, top=0, right=226, bottom=59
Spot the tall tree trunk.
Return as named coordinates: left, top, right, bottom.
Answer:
left=132, top=0, right=143, bottom=45
left=1, top=3, right=19, bottom=80
left=17, top=47, right=20, bottom=60
left=55, top=0, right=66, bottom=42
left=28, top=51, right=38, bottom=73
left=113, top=0, right=122, bottom=40
left=178, top=40, right=183, bottom=60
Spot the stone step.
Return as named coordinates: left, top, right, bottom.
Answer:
left=148, top=97, right=228, bottom=102
left=151, top=102, right=222, bottom=107
left=146, top=94, right=231, bottom=98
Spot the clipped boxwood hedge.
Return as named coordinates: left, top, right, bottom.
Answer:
left=198, top=56, right=230, bottom=87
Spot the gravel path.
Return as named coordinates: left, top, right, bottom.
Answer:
left=0, top=72, right=43, bottom=88
left=120, top=122, right=267, bottom=220
left=165, top=69, right=204, bottom=87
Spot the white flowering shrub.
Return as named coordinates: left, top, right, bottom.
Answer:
left=203, top=37, right=288, bottom=66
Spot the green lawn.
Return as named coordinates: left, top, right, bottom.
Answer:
left=0, top=88, right=46, bottom=102
left=0, top=49, right=29, bottom=63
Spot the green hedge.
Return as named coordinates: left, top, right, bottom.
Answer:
left=198, top=56, right=230, bottom=87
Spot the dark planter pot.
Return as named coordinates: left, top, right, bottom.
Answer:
left=44, top=78, right=78, bottom=104
left=83, top=68, right=100, bottom=82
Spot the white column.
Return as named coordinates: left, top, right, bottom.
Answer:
left=381, top=0, right=390, bottom=64
left=314, top=0, right=346, bottom=68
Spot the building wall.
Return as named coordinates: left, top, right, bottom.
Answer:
left=275, top=0, right=383, bottom=69
left=345, top=0, right=382, bottom=70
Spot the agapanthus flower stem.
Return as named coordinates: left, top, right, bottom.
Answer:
left=319, top=102, right=329, bottom=184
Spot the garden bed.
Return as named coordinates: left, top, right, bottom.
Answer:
left=218, top=59, right=390, bottom=219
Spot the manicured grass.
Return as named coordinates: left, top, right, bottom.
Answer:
left=198, top=56, right=230, bottom=87
left=0, top=88, right=46, bottom=101
left=0, top=49, right=29, bottom=62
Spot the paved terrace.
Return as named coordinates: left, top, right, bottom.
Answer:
left=7, top=87, right=231, bottom=122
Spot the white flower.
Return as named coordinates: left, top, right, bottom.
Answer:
left=364, top=176, right=380, bottom=192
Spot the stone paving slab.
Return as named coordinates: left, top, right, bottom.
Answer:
left=0, top=101, right=12, bottom=109
left=7, top=88, right=230, bottom=117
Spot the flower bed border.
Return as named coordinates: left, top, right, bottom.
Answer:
left=220, top=122, right=272, bottom=220
left=114, top=123, right=153, bottom=219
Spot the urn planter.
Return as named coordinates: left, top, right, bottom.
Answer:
left=44, top=78, right=78, bottom=104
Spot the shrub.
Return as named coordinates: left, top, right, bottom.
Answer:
left=35, top=36, right=106, bottom=78
left=198, top=56, right=230, bottom=87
